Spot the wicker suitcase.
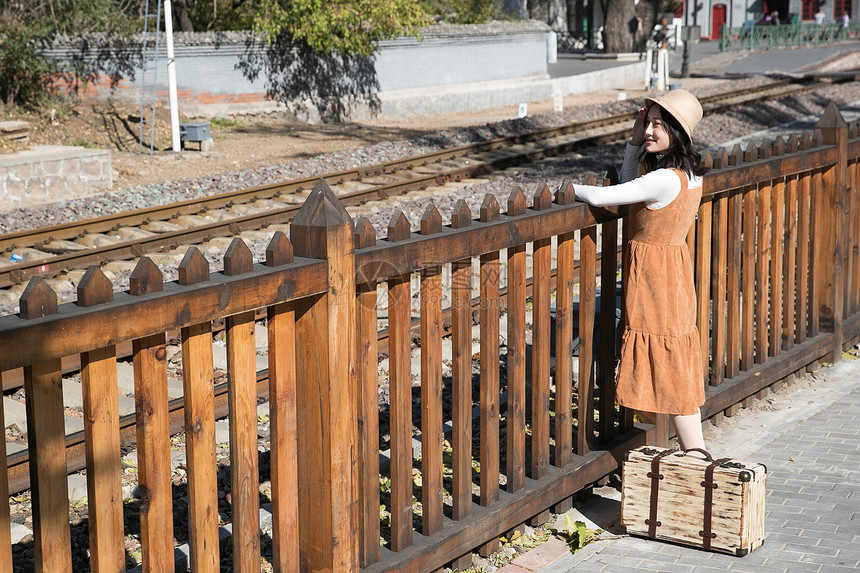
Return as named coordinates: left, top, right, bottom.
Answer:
left=621, top=446, right=766, bottom=556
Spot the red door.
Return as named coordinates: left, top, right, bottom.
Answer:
left=712, top=4, right=727, bottom=40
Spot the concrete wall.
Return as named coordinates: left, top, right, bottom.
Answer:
left=45, top=22, right=552, bottom=119
left=375, top=27, right=548, bottom=91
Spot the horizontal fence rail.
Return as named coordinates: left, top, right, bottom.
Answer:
left=720, top=20, right=860, bottom=51
left=1, top=103, right=859, bottom=572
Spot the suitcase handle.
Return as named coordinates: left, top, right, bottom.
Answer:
left=682, top=448, right=713, bottom=461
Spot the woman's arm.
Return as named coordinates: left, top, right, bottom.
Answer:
left=620, top=142, right=645, bottom=183
left=620, top=107, right=646, bottom=183
left=574, top=168, right=681, bottom=208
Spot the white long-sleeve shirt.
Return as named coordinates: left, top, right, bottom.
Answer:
left=574, top=143, right=702, bottom=209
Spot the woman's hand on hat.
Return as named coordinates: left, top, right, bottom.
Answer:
left=631, top=107, right=646, bottom=147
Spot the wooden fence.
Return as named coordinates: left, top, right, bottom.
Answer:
left=1, top=103, right=859, bottom=572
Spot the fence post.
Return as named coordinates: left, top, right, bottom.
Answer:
left=19, top=278, right=72, bottom=572
left=129, top=258, right=175, bottom=573
left=290, top=179, right=359, bottom=572
left=815, top=103, right=848, bottom=361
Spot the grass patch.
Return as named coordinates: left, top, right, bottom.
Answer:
left=210, top=117, right=242, bottom=130
left=67, top=139, right=99, bottom=149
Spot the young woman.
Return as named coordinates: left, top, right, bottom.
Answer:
left=573, top=88, right=709, bottom=453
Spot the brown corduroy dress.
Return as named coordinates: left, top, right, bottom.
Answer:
left=616, top=168, right=705, bottom=416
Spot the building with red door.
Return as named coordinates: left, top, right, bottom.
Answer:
left=681, top=0, right=858, bottom=40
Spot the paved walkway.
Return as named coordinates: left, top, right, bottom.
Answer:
left=496, top=357, right=860, bottom=573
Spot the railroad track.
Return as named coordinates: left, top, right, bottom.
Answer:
left=0, top=77, right=837, bottom=293
left=1, top=75, right=849, bottom=495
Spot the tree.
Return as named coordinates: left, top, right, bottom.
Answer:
left=501, top=0, right=528, bottom=20
left=169, top=0, right=255, bottom=32
left=600, top=0, right=661, bottom=53
left=241, top=0, right=432, bottom=122
left=0, top=0, right=144, bottom=109
left=0, top=23, right=54, bottom=109
left=419, top=0, right=500, bottom=23
left=528, top=0, right=568, bottom=31
left=253, top=0, right=431, bottom=58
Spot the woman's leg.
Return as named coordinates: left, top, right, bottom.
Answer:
left=672, top=408, right=705, bottom=453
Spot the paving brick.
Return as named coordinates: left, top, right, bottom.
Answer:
left=533, top=553, right=582, bottom=573
left=798, top=552, right=859, bottom=567
left=831, top=484, right=860, bottom=496
left=763, top=511, right=801, bottom=525
left=808, top=473, right=845, bottom=484
left=587, top=555, right=642, bottom=570
left=634, top=551, right=687, bottom=564
left=761, top=530, right=803, bottom=543
left=781, top=543, right=839, bottom=557
left=831, top=503, right=860, bottom=513
left=556, top=561, right=606, bottom=572
left=836, top=524, right=860, bottom=536
left=760, top=558, right=822, bottom=572
left=814, top=489, right=855, bottom=502
left=723, top=550, right=769, bottom=567
left=600, top=538, right=646, bottom=552
left=813, top=513, right=856, bottom=526
left=634, top=559, right=695, bottom=572
left=796, top=523, right=840, bottom=535
left=765, top=484, right=803, bottom=495
left=786, top=487, right=821, bottom=506
left=510, top=537, right=570, bottom=571
left=496, top=564, right=530, bottom=573
left=674, top=551, right=719, bottom=564
left=833, top=546, right=860, bottom=562
left=780, top=495, right=825, bottom=508
left=816, top=534, right=860, bottom=548
left=726, top=562, right=790, bottom=573
left=598, top=563, right=660, bottom=573
left=811, top=455, right=851, bottom=464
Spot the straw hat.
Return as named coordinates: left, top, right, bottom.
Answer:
left=644, top=89, right=703, bottom=143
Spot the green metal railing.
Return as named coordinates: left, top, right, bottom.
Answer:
left=720, top=21, right=860, bottom=51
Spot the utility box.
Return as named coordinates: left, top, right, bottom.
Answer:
left=179, top=122, right=211, bottom=150
left=682, top=25, right=701, bottom=43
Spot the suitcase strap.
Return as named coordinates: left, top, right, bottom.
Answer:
left=645, top=449, right=674, bottom=538
left=701, top=457, right=732, bottom=550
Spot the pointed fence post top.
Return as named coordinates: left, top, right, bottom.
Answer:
left=419, top=205, right=442, bottom=236
left=265, top=231, right=294, bottom=267
left=129, top=257, right=164, bottom=296
left=292, top=179, right=353, bottom=228
left=224, top=238, right=253, bottom=276
left=77, top=266, right=113, bottom=307
left=816, top=102, right=848, bottom=130
left=19, top=276, right=58, bottom=319
left=291, top=179, right=354, bottom=259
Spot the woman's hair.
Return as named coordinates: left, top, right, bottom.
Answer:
left=641, top=104, right=709, bottom=177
